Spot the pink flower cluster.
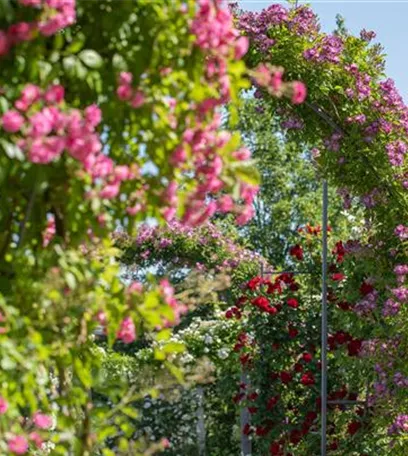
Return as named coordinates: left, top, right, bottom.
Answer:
left=303, top=35, right=344, bottom=64
left=116, top=72, right=145, bottom=108
left=0, top=0, right=76, bottom=57
left=1, top=84, right=136, bottom=201
left=190, top=0, right=248, bottom=59
left=164, top=115, right=259, bottom=226
left=160, top=278, right=187, bottom=326
left=252, top=63, right=307, bottom=105
left=238, top=5, right=319, bottom=53
left=386, top=140, right=408, bottom=167
left=116, top=316, right=136, bottom=344
left=395, top=225, right=408, bottom=240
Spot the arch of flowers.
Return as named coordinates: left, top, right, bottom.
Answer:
left=0, top=0, right=406, bottom=455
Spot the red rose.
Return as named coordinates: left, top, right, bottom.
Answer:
left=337, top=300, right=351, bottom=311
left=302, top=352, right=313, bottom=363
left=247, top=277, right=262, bottom=290
left=294, top=363, right=303, bottom=373
left=243, top=423, right=252, bottom=435
left=267, top=395, right=279, bottom=410
left=301, top=372, right=315, bottom=386
left=334, top=331, right=351, bottom=345
left=329, top=441, right=339, bottom=450
left=331, top=272, right=345, bottom=281
left=360, top=281, right=374, bottom=296
left=236, top=296, right=247, bottom=307
left=287, top=297, right=299, bottom=308
left=289, top=429, right=303, bottom=445
left=280, top=371, right=292, bottom=384
left=252, top=296, right=269, bottom=309
left=248, top=392, right=258, bottom=401
left=347, top=421, right=362, bottom=435
left=269, top=442, right=282, bottom=455
left=266, top=306, right=278, bottom=315
left=288, top=326, right=298, bottom=338
left=347, top=339, right=362, bottom=356
left=255, top=426, right=269, bottom=436
left=305, top=411, right=317, bottom=423
left=248, top=407, right=258, bottom=414
left=232, top=393, right=244, bottom=404
left=289, top=244, right=304, bottom=261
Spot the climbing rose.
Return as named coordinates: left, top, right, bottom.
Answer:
left=289, top=244, right=303, bottom=260
left=117, top=316, right=136, bottom=344
left=0, top=396, right=8, bottom=414
left=301, top=372, right=315, bottom=386
left=33, top=411, right=53, bottom=429
left=348, top=421, right=362, bottom=435
left=291, top=81, right=307, bottom=104
left=287, top=297, right=299, bottom=308
left=8, top=436, right=29, bottom=455
left=1, top=110, right=25, bottom=133
left=29, top=432, right=43, bottom=449
left=280, top=371, right=292, bottom=384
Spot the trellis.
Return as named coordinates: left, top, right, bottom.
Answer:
left=238, top=180, right=367, bottom=456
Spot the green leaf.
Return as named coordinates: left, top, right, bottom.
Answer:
left=231, top=161, right=260, bottom=186
left=79, top=50, right=103, bottom=69
left=65, top=272, right=77, bottom=290
left=163, top=341, right=185, bottom=354
left=0, top=139, right=24, bottom=161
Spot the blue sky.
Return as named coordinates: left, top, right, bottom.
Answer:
left=239, top=0, right=408, bottom=99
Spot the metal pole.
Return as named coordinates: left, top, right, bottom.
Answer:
left=321, top=180, right=328, bottom=456
left=240, top=370, right=252, bottom=456
left=196, top=386, right=206, bottom=456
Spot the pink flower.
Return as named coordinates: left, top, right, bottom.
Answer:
left=85, top=154, right=113, bottom=179
left=117, top=316, right=136, bottom=344
left=114, top=165, right=131, bottom=181
left=291, top=81, right=307, bottom=104
left=116, top=85, right=133, bottom=101
left=99, top=182, right=120, bottom=199
left=131, top=91, right=145, bottom=108
left=8, top=22, right=33, bottom=43
left=233, top=148, right=251, bottom=161
left=0, top=396, right=8, bottom=414
left=128, top=281, right=143, bottom=293
left=29, top=432, right=43, bottom=449
left=8, top=436, right=29, bottom=455
left=29, top=136, right=65, bottom=163
left=20, top=84, right=41, bottom=107
left=119, top=72, right=133, bottom=85
left=44, top=84, right=65, bottom=104
left=271, top=71, right=283, bottom=92
left=1, top=110, right=25, bottom=133
left=84, top=104, right=102, bottom=127
left=18, top=0, right=42, bottom=5
left=95, top=310, right=107, bottom=326
left=218, top=195, right=234, bottom=212
left=127, top=203, right=142, bottom=216
left=234, top=36, right=249, bottom=59
left=170, top=146, right=187, bottom=166
left=29, top=110, right=54, bottom=137
left=0, top=31, right=10, bottom=56
left=236, top=206, right=255, bottom=225
left=42, top=215, right=56, bottom=247
left=33, top=411, right=53, bottom=429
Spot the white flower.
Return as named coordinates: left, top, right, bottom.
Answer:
left=217, top=348, right=229, bottom=359
left=204, top=335, right=213, bottom=345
